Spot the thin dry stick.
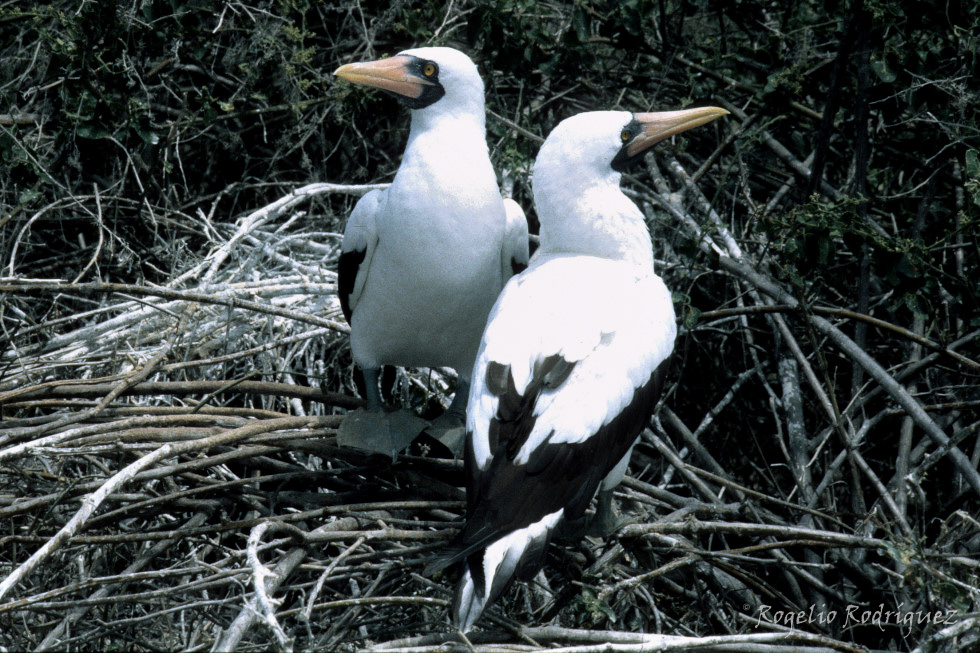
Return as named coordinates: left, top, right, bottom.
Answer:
left=0, top=280, right=350, bottom=333
left=659, top=407, right=729, bottom=481
left=696, top=304, right=979, bottom=372
left=1, top=419, right=339, bottom=521
left=6, top=198, right=78, bottom=276
left=212, top=546, right=308, bottom=653
left=849, top=447, right=913, bottom=537
left=367, top=627, right=863, bottom=652
left=0, top=442, right=178, bottom=602
left=70, top=183, right=105, bottom=284
left=896, top=313, right=925, bottom=520
left=187, top=182, right=387, bottom=286
left=620, top=520, right=886, bottom=549
left=0, top=567, right=239, bottom=615
left=35, top=510, right=213, bottom=652
left=911, top=614, right=980, bottom=653
left=0, top=413, right=253, bottom=464
left=246, top=522, right=294, bottom=652
left=211, top=517, right=361, bottom=652
left=303, top=536, right=367, bottom=620
left=0, top=416, right=327, bottom=601
left=644, top=432, right=722, bottom=504
left=779, top=356, right=817, bottom=505
left=597, top=553, right=701, bottom=602
left=0, top=344, right=172, bottom=443
left=777, top=356, right=825, bottom=606
left=3, top=379, right=361, bottom=409
left=694, top=231, right=980, bottom=498
left=160, top=326, right=334, bottom=372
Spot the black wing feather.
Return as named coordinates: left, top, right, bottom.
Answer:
left=337, top=248, right=366, bottom=324
left=428, top=356, right=670, bottom=577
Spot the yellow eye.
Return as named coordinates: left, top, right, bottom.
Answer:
left=620, top=128, right=631, bottom=143
left=423, top=62, right=436, bottom=77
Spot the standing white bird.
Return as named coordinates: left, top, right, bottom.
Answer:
left=428, top=107, right=728, bottom=631
left=333, top=47, right=528, bottom=452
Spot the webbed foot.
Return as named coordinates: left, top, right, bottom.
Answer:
left=338, top=408, right=429, bottom=459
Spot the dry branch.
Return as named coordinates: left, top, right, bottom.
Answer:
left=3, top=379, right=361, bottom=409
left=1, top=166, right=975, bottom=653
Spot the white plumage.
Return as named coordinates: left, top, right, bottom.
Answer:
left=470, top=255, right=675, bottom=462
left=334, top=47, right=528, bottom=424
left=429, top=107, right=727, bottom=632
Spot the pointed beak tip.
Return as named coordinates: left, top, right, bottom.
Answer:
left=646, top=105, right=730, bottom=129
left=702, top=107, right=729, bottom=124
left=686, top=106, right=729, bottom=121
left=625, top=106, right=730, bottom=157
left=328, top=57, right=426, bottom=99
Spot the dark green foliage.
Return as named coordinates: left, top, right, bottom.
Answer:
left=569, top=586, right=617, bottom=627
left=1, top=1, right=359, bottom=280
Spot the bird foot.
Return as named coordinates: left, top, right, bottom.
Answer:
left=561, top=513, right=628, bottom=541
left=338, top=408, right=429, bottom=459
left=561, top=500, right=628, bottom=540
left=424, top=412, right=466, bottom=457
left=586, top=504, right=629, bottom=539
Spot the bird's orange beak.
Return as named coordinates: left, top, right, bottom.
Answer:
left=334, top=55, right=434, bottom=100
left=627, top=106, right=729, bottom=157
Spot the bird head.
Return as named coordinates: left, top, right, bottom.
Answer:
left=333, top=46, right=483, bottom=113
left=531, top=108, right=728, bottom=260
left=611, top=107, right=729, bottom=172
left=533, top=108, right=729, bottom=189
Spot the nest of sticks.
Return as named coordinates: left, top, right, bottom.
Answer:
left=2, top=162, right=979, bottom=652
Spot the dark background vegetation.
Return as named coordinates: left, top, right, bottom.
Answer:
left=1, top=0, right=978, bottom=651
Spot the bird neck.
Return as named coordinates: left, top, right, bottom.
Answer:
left=409, top=98, right=486, bottom=140
left=535, top=178, right=656, bottom=270
left=401, top=111, right=491, bottom=180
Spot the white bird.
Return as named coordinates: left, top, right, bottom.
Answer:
left=333, top=47, right=528, bottom=443
left=427, top=106, right=728, bottom=631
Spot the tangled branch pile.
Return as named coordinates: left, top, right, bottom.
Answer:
left=1, top=1, right=978, bottom=651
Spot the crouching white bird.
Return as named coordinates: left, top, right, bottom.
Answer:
left=333, top=47, right=528, bottom=452
left=427, top=106, right=728, bottom=631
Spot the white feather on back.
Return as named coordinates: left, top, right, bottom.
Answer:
left=468, top=252, right=675, bottom=469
